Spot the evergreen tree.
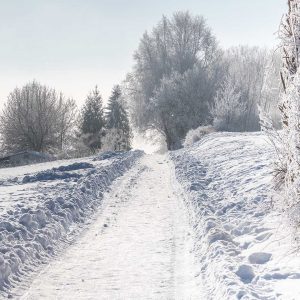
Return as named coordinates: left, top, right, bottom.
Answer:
left=104, top=85, right=131, bottom=151
left=80, top=86, right=105, bottom=152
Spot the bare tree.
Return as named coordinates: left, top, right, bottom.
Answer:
left=0, top=81, right=77, bottom=153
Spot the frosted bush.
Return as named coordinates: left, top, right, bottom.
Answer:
left=183, top=126, right=215, bottom=147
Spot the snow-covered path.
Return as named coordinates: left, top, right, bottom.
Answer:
left=20, top=155, right=196, bottom=300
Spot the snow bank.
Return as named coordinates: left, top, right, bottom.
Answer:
left=0, top=150, right=143, bottom=295
left=22, top=162, right=94, bottom=183
left=171, top=132, right=300, bottom=299
left=93, top=151, right=123, bottom=161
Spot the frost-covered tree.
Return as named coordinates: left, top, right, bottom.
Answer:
left=104, top=85, right=131, bottom=151
left=56, top=93, right=77, bottom=151
left=260, top=0, right=300, bottom=224
left=223, top=46, right=271, bottom=131
left=80, top=86, right=105, bottom=152
left=126, top=11, right=223, bottom=150
left=147, top=65, right=219, bottom=149
left=210, top=77, right=245, bottom=132
left=0, top=81, right=77, bottom=153
left=260, top=52, right=282, bottom=128
left=277, top=0, right=300, bottom=214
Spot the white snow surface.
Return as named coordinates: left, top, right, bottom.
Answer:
left=0, top=150, right=143, bottom=297
left=171, top=132, right=300, bottom=300
left=18, top=155, right=198, bottom=300
left=1, top=132, right=300, bottom=299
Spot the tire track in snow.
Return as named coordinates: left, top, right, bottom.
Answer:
left=19, top=154, right=196, bottom=300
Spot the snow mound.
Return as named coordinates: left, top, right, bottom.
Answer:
left=93, top=151, right=123, bottom=161
left=171, top=132, right=300, bottom=299
left=22, top=162, right=94, bottom=183
left=52, top=162, right=94, bottom=172
left=0, top=150, right=143, bottom=295
left=22, top=171, right=82, bottom=183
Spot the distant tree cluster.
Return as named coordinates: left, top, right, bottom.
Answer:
left=0, top=82, right=131, bottom=156
left=0, top=10, right=283, bottom=155
left=210, top=46, right=281, bottom=132
left=125, top=12, right=281, bottom=149
left=78, top=85, right=131, bottom=154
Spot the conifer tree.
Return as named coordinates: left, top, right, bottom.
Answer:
left=80, top=86, right=105, bottom=152
left=104, top=85, right=131, bottom=151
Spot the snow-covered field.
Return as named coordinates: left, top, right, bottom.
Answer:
left=0, top=150, right=143, bottom=298
left=171, top=132, right=300, bottom=300
left=1, top=132, right=300, bottom=299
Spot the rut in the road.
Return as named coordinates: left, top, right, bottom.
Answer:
left=20, top=155, right=197, bottom=300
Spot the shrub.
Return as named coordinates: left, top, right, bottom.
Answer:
left=183, top=126, right=215, bottom=147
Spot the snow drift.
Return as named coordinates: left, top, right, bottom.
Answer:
left=0, top=150, right=143, bottom=295
left=171, top=132, right=300, bottom=299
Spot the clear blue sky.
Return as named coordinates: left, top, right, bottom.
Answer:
left=0, top=0, right=286, bottom=106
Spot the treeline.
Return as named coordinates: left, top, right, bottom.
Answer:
left=125, top=11, right=281, bottom=150
left=0, top=11, right=282, bottom=155
left=0, top=82, right=131, bottom=157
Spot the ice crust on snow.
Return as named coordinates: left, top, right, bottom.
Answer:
left=0, top=150, right=143, bottom=295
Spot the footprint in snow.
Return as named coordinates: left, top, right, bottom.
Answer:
left=248, top=252, right=272, bottom=265
left=235, top=264, right=255, bottom=284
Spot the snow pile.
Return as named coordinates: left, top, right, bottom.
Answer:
left=0, top=150, right=143, bottom=295
left=171, top=132, right=300, bottom=299
left=22, top=162, right=94, bottom=183
left=93, top=151, right=124, bottom=161
left=52, top=162, right=94, bottom=172
left=22, top=171, right=82, bottom=183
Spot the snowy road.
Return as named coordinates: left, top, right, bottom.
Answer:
left=20, top=155, right=197, bottom=300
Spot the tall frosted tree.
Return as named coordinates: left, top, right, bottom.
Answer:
left=260, top=0, right=300, bottom=224
left=126, top=11, right=223, bottom=150
left=104, top=85, right=131, bottom=151
left=277, top=0, right=300, bottom=213
left=80, top=86, right=105, bottom=152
